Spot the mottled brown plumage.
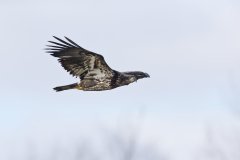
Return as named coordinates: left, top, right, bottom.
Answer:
left=46, top=36, right=150, bottom=91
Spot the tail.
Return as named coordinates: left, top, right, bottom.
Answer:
left=53, top=83, right=78, bottom=92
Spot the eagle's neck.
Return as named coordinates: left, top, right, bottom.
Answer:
left=110, top=70, right=120, bottom=88
left=110, top=71, right=136, bottom=88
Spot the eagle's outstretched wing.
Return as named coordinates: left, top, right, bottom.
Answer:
left=46, top=36, right=114, bottom=80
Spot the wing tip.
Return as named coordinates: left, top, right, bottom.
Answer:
left=50, top=53, right=58, bottom=57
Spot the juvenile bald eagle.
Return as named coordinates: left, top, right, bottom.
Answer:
left=46, top=36, right=150, bottom=91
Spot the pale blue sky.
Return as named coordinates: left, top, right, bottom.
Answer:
left=0, top=0, right=240, bottom=159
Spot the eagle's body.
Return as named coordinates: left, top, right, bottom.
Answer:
left=46, top=36, right=150, bottom=91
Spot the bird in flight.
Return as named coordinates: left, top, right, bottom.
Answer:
left=46, top=36, right=150, bottom=92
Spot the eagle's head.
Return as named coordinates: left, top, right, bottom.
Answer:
left=123, top=71, right=150, bottom=83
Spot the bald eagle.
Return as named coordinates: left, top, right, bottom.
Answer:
left=46, top=36, right=150, bottom=91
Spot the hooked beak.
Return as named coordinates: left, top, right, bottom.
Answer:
left=145, top=73, right=150, bottom=78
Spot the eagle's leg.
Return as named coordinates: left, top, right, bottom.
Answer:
left=75, top=84, right=83, bottom=90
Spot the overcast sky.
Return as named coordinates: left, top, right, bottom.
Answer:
left=0, top=0, right=240, bottom=160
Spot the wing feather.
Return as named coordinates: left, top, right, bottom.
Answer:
left=64, top=36, right=81, bottom=48
left=48, top=41, right=69, bottom=48
left=53, top=36, right=75, bottom=47
left=46, top=45, right=65, bottom=49
left=46, top=36, right=113, bottom=80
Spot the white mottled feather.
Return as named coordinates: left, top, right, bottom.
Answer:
left=86, top=69, right=106, bottom=79
left=89, top=56, right=95, bottom=69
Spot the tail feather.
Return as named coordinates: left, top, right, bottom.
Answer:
left=53, top=83, right=78, bottom=92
